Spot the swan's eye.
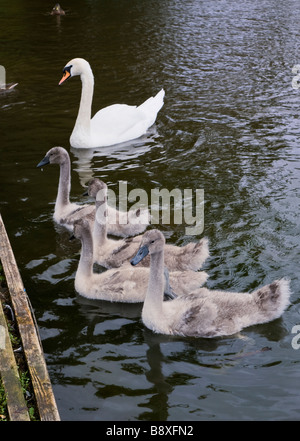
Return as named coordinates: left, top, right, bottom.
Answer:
left=64, top=65, right=72, bottom=74
left=151, top=240, right=155, bottom=244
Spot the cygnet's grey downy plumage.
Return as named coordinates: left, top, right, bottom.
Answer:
left=36, top=146, right=149, bottom=236
left=87, top=178, right=210, bottom=271
left=86, top=178, right=145, bottom=268
left=72, top=218, right=208, bottom=302
left=131, top=229, right=291, bottom=338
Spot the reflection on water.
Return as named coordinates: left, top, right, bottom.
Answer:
left=71, top=127, right=161, bottom=186
left=1, top=0, right=300, bottom=421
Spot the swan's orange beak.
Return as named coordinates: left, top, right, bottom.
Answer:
left=59, top=70, right=71, bottom=86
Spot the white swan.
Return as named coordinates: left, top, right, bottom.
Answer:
left=87, top=177, right=210, bottom=271
left=131, top=229, right=291, bottom=338
left=36, top=146, right=149, bottom=236
left=72, top=218, right=208, bottom=302
left=58, top=57, right=165, bottom=148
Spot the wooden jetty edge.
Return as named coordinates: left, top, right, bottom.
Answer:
left=0, top=213, right=60, bottom=421
left=0, top=300, right=30, bottom=420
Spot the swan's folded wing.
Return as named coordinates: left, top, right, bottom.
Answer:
left=91, top=104, right=142, bottom=142
left=90, top=90, right=164, bottom=147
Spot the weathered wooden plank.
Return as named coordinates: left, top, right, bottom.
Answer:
left=0, top=301, right=30, bottom=421
left=0, top=213, right=60, bottom=421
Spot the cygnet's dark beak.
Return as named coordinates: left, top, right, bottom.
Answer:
left=130, top=244, right=149, bottom=266
left=82, top=190, right=89, bottom=196
left=69, top=234, right=76, bottom=241
left=36, top=156, right=50, bottom=168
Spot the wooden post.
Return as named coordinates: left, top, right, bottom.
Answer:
left=0, top=213, right=60, bottom=421
left=0, top=301, right=30, bottom=421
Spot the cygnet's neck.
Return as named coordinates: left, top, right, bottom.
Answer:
left=56, top=156, right=71, bottom=210
left=143, top=248, right=165, bottom=313
left=94, top=197, right=109, bottom=248
left=77, top=228, right=94, bottom=278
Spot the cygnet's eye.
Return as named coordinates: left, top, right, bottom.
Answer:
left=151, top=240, right=155, bottom=244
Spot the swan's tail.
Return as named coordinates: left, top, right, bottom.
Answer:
left=181, top=237, right=210, bottom=271
left=138, top=89, right=165, bottom=123
left=253, top=278, right=291, bottom=321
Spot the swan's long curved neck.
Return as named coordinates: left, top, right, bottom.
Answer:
left=78, top=230, right=94, bottom=278
left=56, top=158, right=71, bottom=210
left=73, top=70, right=94, bottom=138
left=144, top=249, right=165, bottom=313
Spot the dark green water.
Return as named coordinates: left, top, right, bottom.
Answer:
left=1, top=0, right=300, bottom=421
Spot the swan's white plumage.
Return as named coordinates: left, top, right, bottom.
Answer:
left=59, top=57, right=165, bottom=148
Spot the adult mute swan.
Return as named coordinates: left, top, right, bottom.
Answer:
left=131, top=229, right=291, bottom=338
left=87, top=177, right=210, bottom=271
left=36, top=146, right=149, bottom=236
left=59, top=57, right=165, bottom=148
left=71, top=218, right=208, bottom=302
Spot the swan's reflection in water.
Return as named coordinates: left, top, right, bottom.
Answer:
left=140, top=332, right=173, bottom=420
left=71, top=296, right=222, bottom=420
left=139, top=329, right=222, bottom=420
left=70, top=127, right=162, bottom=187
left=70, top=147, right=95, bottom=187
